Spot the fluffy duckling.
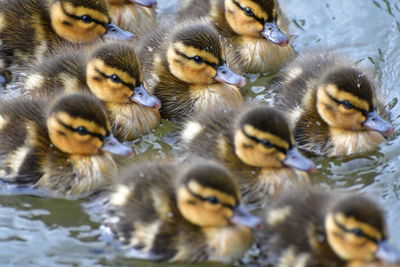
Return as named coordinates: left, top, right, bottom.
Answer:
left=180, top=106, right=315, bottom=205
left=0, top=0, right=134, bottom=78
left=107, top=0, right=157, bottom=34
left=274, top=51, right=394, bottom=156
left=0, top=94, right=132, bottom=197
left=138, top=19, right=246, bottom=120
left=258, top=188, right=400, bottom=266
left=25, top=42, right=161, bottom=141
left=178, top=0, right=293, bottom=73
left=101, top=161, right=260, bottom=263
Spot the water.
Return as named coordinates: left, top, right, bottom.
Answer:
left=1, top=0, right=400, bottom=266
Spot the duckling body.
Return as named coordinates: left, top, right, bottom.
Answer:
left=101, top=161, right=260, bottom=262
left=0, top=94, right=132, bottom=197
left=274, top=51, right=394, bottom=156
left=180, top=106, right=315, bottom=205
left=0, top=0, right=133, bottom=77
left=178, top=0, right=293, bottom=74
left=25, top=42, right=161, bottom=141
left=258, top=188, right=400, bottom=266
left=138, top=19, right=245, bottom=120
left=107, top=0, right=156, bottom=34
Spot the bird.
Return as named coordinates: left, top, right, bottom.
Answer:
left=177, top=0, right=294, bottom=74
left=0, top=93, right=132, bottom=198
left=0, top=0, right=134, bottom=82
left=24, top=42, right=161, bottom=142
left=107, top=0, right=157, bottom=35
left=180, top=105, right=316, bottom=205
left=138, top=18, right=246, bottom=120
left=257, top=188, right=400, bottom=266
left=274, top=51, right=394, bottom=156
left=100, top=160, right=261, bottom=263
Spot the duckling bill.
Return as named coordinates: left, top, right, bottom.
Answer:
left=275, top=51, right=394, bottom=156
left=0, top=0, right=134, bottom=80
left=100, top=161, right=260, bottom=262
left=0, top=94, right=132, bottom=197
left=180, top=105, right=315, bottom=205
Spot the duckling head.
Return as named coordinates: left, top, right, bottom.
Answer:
left=316, top=68, right=394, bottom=135
left=49, top=0, right=134, bottom=43
left=86, top=42, right=161, bottom=109
left=47, top=94, right=133, bottom=156
left=166, top=24, right=245, bottom=86
left=177, top=162, right=260, bottom=228
left=108, top=0, right=157, bottom=8
left=325, top=195, right=400, bottom=263
left=224, top=0, right=289, bottom=46
left=234, top=107, right=315, bottom=171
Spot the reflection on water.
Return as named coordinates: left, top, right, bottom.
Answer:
left=0, top=0, right=399, bottom=266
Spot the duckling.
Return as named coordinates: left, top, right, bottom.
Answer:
left=180, top=105, right=315, bottom=205
left=274, top=51, right=394, bottom=156
left=178, top=0, right=294, bottom=74
left=257, top=188, right=400, bottom=266
left=107, top=0, right=156, bottom=34
left=0, top=0, right=134, bottom=79
left=101, top=161, right=260, bottom=263
left=0, top=93, right=132, bottom=198
left=138, top=19, right=246, bottom=120
left=25, top=42, right=161, bottom=141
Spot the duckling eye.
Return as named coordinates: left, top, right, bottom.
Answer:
left=342, top=100, right=354, bottom=109
left=244, top=7, right=255, bottom=17
left=193, top=56, right=204, bottom=64
left=110, top=74, right=121, bottom=83
left=76, top=126, right=89, bottom=135
left=352, top=228, right=364, bottom=237
left=261, top=139, right=273, bottom=148
left=81, top=15, right=94, bottom=24
left=205, top=196, right=219, bottom=205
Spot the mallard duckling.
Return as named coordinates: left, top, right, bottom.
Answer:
left=180, top=106, right=315, bottom=205
left=178, top=0, right=293, bottom=73
left=25, top=42, right=161, bottom=141
left=258, top=188, right=400, bottom=266
left=138, top=19, right=246, bottom=120
left=274, top=51, right=394, bottom=156
left=0, top=94, right=132, bottom=197
left=107, top=0, right=156, bottom=34
left=0, top=0, right=134, bottom=78
left=101, top=161, right=260, bottom=263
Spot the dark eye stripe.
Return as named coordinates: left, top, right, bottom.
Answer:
left=174, top=49, right=219, bottom=69
left=95, top=68, right=139, bottom=91
left=241, top=126, right=289, bottom=154
left=56, top=118, right=105, bottom=141
left=232, top=0, right=275, bottom=24
left=60, top=3, right=108, bottom=29
left=326, top=92, right=370, bottom=116
left=185, top=184, right=237, bottom=210
left=334, top=217, right=380, bottom=244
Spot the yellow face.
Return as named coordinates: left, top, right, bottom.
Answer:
left=316, top=84, right=371, bottom=130
left=166, top=42, right=221, bottom=85
left=225, top=0, right=277, bottom=37
left=234, top=124, right=289, bottom=168
left=47, top=111, right=108, bottom=155
left=50, top=2, right=109, bottom=43
left=86, top=58, right=138, bottom=104
left=177, top=180, right=238, bottom=227
left=326, top=213, right=383, bottom=261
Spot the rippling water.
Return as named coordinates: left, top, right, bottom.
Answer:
left=1, top=0, right=399, bottom=266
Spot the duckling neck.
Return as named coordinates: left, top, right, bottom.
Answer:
left=202, top=225, right=253, bottom=263
left=328, top=128, right=385, bottom=156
